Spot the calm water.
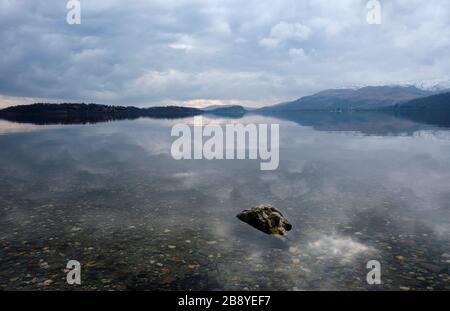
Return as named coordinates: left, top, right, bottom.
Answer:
left=0, top=113, right=449, bottom=290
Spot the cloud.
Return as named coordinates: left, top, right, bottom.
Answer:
left=0, top=95, right=57, bottom=109
left=288, top=48, right=308, bottom=61
left=260, top=21, right=312, bottom=48
left=125, top=69, right=306, bottom=106
left=0, top=0, right=449, bottom=107
left=259, top=37, right=280, bottom=49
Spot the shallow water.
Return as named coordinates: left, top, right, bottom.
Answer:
left=0, top=113, right=449, bottom=290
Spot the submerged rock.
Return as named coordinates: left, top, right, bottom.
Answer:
left=237, top=205, right=292, bottom=235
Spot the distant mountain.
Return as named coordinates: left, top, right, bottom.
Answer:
left=204, top=105, right=247, bottom=117
left=202, top=104, right=253, bottom=111
left=404, top=78, right=450, bottom=92
left=260, top=86, right=434, bottom=111
left=339, top=79, right=450, bottom=93
left=201, top=105, right=236, bottom=111
left=0, top=103, right=203, bottom=124
left=0, top=103, right=141, bottom=115
left=0, top=103, right=249, bottom=125
left=3, top=90, right=448, bottom=126
left=257, top=92, right=450, bottom=133
left=388, top=92, right=450, bottom=110
left=142, top=106, right=203, bottom=118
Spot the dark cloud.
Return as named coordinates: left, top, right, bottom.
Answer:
left=1, top=0, right=449, bottom=107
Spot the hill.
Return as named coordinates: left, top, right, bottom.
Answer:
left=260, top=86, right=433, bottom=111
left=389, top=92, right=450, bottom=110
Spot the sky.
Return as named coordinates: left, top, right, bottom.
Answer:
left=0, top=0, right=449, bottom=108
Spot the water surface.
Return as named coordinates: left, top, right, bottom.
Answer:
left=0, top=113, right=449, bottom=290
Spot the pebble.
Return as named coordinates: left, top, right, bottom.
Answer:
left=41, top=279, right=53, bottom=286
left=40, top=262, right=50, bottom=269
left=288, top=246, right=301, bottom=254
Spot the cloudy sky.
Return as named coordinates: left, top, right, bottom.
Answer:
left=0, top=0, right=449, bottom=108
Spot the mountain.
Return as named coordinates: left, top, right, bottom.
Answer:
left=369, top=92, right=450, bottom=129
left=257, top=110, right=433, bottom=135
left=258, top=92, right=450, bottom=133
left=260, top=86, right=433, bottom=111
left=388, top=92, right=450, bottom=110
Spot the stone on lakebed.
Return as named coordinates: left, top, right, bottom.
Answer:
left=237, top=204, right=292, bottom=235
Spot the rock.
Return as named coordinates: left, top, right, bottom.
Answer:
left=237, top=205, right=292, bottom=235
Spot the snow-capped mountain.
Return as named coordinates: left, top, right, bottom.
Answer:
left=338, top=78, right=450, bottom=93
left=404, top=78, right=450, bottom=92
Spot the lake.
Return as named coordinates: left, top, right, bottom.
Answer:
left=0, top=112, right=449, bottom=290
